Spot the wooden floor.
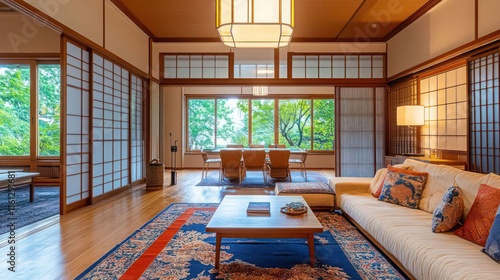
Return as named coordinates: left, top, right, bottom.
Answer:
left=0, top=169, right=335, bottom=280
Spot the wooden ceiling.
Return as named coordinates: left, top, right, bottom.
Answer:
left=114, top=0, right=440, bottom=42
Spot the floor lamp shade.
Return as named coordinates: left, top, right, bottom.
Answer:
left=216, top=0, right=294, bottom=48
left=397, top=105, right=424, bottom=126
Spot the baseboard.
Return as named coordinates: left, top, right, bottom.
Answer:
left=342, top=212, right=417, bottom=280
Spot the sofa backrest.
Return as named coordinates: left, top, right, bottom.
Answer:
left=455, top=171, right=490, bottom=221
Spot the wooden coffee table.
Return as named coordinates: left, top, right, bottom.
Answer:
left=206, top=195, right=324, bottom=269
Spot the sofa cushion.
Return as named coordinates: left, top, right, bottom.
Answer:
left=455, top=171, right=489, bottom=221
left=483, top=205, right=500, bottom=263
left=403, top=159, right=429, bottom=172
left=369, top=164, right=413, bottom=196
left=420, top=164, right=462, bottom=213
left=339, top=193, right=500, bottom=280
left=455, top=184, right=500, bottom=246
left=432, top=185, right=464, bottom=233
left=379, top=169, right=428, bottom=209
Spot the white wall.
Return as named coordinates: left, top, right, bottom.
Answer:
left=21, top=0, right=150, bottom=73
left=0, top=12, right=60, bottom=53
left=104, top=0, right=149, bottom=74
left=388, top=0, right=500, bottom=78
left=162, top=85, right=336, bottom=169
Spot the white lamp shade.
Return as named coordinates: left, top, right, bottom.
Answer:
left=397, top=105, right=425, bottom=126
left=216, top=0, right=294, bottom=48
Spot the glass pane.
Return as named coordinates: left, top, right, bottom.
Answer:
left=217, top=99, right=249, bottom=148
left=279, top=99, right=311, bottom=149
left=252, top=100, right=275, bottom=146
left=0, top=64, right=31, bottom=156
left=188, top=99, right=215, bottom=150
left=38, top=64, right=61, bottom=156
left=313, top=99, right=335, bottom=150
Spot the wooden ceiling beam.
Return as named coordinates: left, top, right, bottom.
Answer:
left=336, top=0, right=378, bottom=39
left=109, top=0, right=157, bottom=40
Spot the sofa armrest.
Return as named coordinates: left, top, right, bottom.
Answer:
left=329, top=177, right=372, bottom=196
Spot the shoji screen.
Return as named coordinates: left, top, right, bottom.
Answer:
left=420, top=66, right=468, bottom=156
left=387, top=78, right=419, bottom=155
left=469, top=52, right=500, bottom=174
left=131, top=75, right=145, bottom=182
left=92, top=54, right=130, bottom=196
left=64, top=41, right=90, bottom=205
left=337, top=87, right=385, bottom=177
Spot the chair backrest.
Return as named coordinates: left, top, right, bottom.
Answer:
left=268, top=149, right=291, bottom=168
left=268, top=144, right=287, bottom=148
left=243, top=150, right=266, bottom=168
left=299, top=151, right=308, bottom=162
left=220, top=149, right=242, bottom=168
left=227, top=144, right=244, bottom=148
left=201, top=152, right=208, bottom=162
left=250, top=144, right=264, bottom=148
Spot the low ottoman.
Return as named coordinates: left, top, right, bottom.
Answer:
left=275, top=182, right=335, bottom=210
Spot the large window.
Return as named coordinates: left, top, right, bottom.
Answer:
left=0, top=64, right=31, bottom=156
left=38, top=64, right=61, bottom=157
left=187, top=97, right=334, bottom=151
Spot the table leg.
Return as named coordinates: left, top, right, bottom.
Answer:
left=30, top=178, right=34, bottom=202
left=308, top=233, right=315, bottom=268
left=215, top=233, right=221, bottom=270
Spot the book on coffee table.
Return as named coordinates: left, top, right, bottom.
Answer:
left=247, top=202, right=270, bottom=213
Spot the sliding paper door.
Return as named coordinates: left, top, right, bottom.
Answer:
left=336, top=87, right=385, bottom=177
left=131, top=75, right=145, bottom=182
left=62, top=40, right=90, bottom=209
left=92, top=53, right=130, bottom=197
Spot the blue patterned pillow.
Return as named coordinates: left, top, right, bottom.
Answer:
left=432, top=185, right=464, bottom=233
left=482, top=205, right=500, bottom=263
left=378, top=170, right=428, bottom=209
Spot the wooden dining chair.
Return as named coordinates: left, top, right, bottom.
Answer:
left=249, top=144, right=265, bottom=148
left=227, top=144, right=244, bottom=148
left=289, top=151, right=308, bottom=181
left=201, top=152, right=221, bottom=180
left=266, top=149, right=291, bottom=181
left=242, top=150, right=267, bottom=182
left=220, top=149, right=243, bottom=183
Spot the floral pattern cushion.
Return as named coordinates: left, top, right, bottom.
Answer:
left=455, top=184, right=500, bottom=246
left=432, top=185, right=464, bottom=233
left=483, top=205, right=500, bottom=263
left=374, top=165, right=413, bottom=198
left=378, top=170, right=428, bottom=209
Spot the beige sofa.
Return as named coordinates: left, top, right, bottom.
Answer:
left=329, top=159, right=500, bottom=280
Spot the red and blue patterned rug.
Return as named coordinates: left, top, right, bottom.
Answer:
left=75, top=203, right=407, bottom=279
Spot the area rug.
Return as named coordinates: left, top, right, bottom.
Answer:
left=0, top=185, right=59, bottom=234
left=196, top=171, right=328, bottom=188
left=75, top=203, right=407, bottom=280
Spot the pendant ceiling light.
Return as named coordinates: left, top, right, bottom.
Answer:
left=216, top=0, right=294, bottom=48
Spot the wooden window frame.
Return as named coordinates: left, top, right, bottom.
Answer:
left=160, top=53, right=233, bottom=80
left=185, top=94, right=335, bottom=153
left=0, top=59, right=61, bottom=163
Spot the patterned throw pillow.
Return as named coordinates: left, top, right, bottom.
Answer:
left=432, top=185, right=464, bottom=233
left=378, top=169, right=428, bottom=209
left=483, top=205, right=500, bottom=263
left=455, top=184, right=500, bottom=246
left=373, top=165, right=413, bottom=198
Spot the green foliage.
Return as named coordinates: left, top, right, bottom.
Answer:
left=188, top=99, right=215, bottom=150
left=0, top=64, right=60, bottom=157
left=251, top=100, right=275, bottom=146
left=313, top=99, right=335, bottom=150
left=279, top=100, right=311, bottom=149
left=216, top=99, right=248, bottom=147
left=38, top=65, right=61, bottom=156
left=0, top=65, right=31, bottom=156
